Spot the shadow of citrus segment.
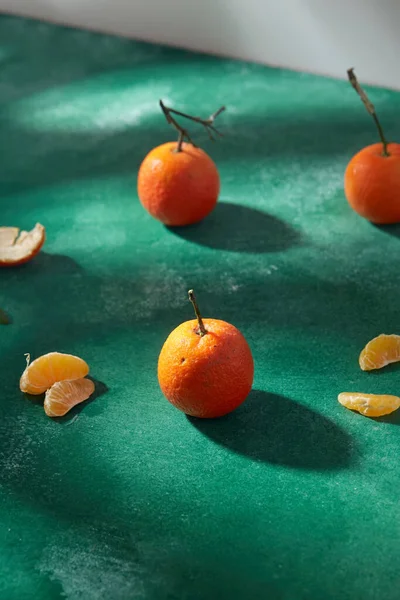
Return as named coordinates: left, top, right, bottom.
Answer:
left=189, top=389, right=356, bottom=470
left=50, top=377, right=109, bottom=424
left=20, top=378, right=108, bottom=423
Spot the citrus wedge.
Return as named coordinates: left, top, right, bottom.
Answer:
left=359, top=334, right=400, bottom=371
left=338, top=392, right=400, bottom=417
left=44, top=378, right=95, bottom=417
left=20, top=352, right=89, bottom=395
left=0, top=223, right=45, bottom=267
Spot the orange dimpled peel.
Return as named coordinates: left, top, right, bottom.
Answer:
left=158, top=290, right=254, bottom=418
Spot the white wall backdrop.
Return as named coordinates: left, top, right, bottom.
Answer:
left=1, top=0, right=399, bottom=89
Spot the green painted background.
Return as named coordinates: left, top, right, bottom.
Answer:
left=1, top=15, right=400, bottom=600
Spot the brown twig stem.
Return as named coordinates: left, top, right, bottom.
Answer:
left=347, top=68, right=389, bottom=156
left=188, top=289, right=207, bottom=337
left=160, top=100, right=225, bottom=152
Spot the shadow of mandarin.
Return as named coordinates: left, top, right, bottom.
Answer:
left=168, top=202, right=302, bottom=253
left=189, top=389, right=355, bottom=470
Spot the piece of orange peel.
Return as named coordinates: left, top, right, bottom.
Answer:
left=0, top=223, right=45, bottom=266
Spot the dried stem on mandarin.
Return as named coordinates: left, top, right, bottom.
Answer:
left=188, top=289, right=207, bottom=337
left=159, top=100, right=225, bottom=152
left=347, top=68, right=390, bottom=157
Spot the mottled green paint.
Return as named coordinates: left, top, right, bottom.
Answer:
left=1, top=15, right=400, bottom=600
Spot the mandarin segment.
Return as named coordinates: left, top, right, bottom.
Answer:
left=20, top=352, right=89, bottom=395
left=44, top=378, right=95, bottom=417
left=338, top=392, right=400, bottom=417
left=359, top=334, right=400, bottom=371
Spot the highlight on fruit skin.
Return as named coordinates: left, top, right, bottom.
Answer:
left=338, top=392, right=400, bottom=418
left=44, top=378, right=95, bottom=417
left=359, top=334, right=400, bottom=371
left=20, top=352, right=89, bottom=395
left=0, top=223, right=45, bottom=267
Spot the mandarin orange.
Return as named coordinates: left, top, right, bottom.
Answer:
left=344, top=143, right=400, bottom=224
left=158, top=290, right=254, bottom=418
left=137, top=101, right=224, bottom=226
left=138, top=141, right=220, bottom=226
left=345, top=69, right=400, bottom=224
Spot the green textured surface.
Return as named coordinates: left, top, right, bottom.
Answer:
left=2, top=14, right=400, bottom=600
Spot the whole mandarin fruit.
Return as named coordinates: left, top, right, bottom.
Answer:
left=344, top=143, right=400, bottom=224
left=158, top=290, right=254, bottom=418
left=345, top=69, right=400, bottom=224
left=138, top=141, right=220, bottom=226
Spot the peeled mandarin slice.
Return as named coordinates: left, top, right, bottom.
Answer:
left=359, top=334, right=400, bottom=371
left=20, top=352, right=89, bottom=395
left=0, top=223, right=45, bottom=267
left=44, top=378, right=95, bottom=417
left=338, top=392, right=400, bottom=417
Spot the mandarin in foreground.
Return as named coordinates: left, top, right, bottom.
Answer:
left=20, top=352, right=89, bottom=395
left=158, top=290, right=254, bottom=418
left=138, top=142, right=220, bottom=226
